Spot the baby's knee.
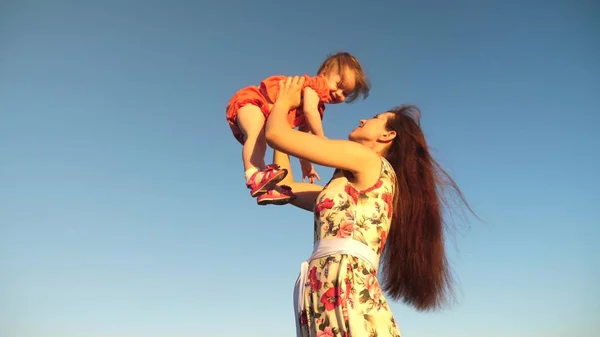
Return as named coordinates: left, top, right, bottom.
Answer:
left=237, top=105, right=266, bottom=134
left=238, top=104, right=265, bottom=121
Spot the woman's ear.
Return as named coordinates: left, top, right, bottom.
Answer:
left=380, top=130, right=396, bottom=142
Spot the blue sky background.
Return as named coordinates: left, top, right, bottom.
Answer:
left=1, top=1, right=598, bottom=336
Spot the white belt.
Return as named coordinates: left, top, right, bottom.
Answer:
left=293, top=238, right=379, bottom=336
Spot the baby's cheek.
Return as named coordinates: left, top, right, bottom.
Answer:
left=326, top=81, right=337, bottom=90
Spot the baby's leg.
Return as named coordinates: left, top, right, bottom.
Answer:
left=237, top=104, right=288, bottom=197
left=237, top=104, right=267, bottom=178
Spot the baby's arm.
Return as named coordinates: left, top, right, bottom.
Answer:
left=302, top=87, right=325, bottom=138
left=298, top=123, right=321, bottom=183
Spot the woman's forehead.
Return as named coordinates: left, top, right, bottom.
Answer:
left=373, top=112, right=393, bottom=119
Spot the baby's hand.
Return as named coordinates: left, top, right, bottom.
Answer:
left=300, top=159, right=320, bottom=184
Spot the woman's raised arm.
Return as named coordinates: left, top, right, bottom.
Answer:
left=265, top=76, right=380, bottom=176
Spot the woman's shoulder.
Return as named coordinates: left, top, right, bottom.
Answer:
left=379, top=156, right=396, bottom=188
left=335, top=148, right=387, bottom=188
left=348, top=142, right=385, bottom=171
left=337, top=156, right=394, bottom=197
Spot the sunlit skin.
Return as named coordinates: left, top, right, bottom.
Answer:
left=348, top=113, right=395, bottom=144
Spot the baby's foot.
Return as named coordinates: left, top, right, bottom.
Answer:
left=246, top=164, right=288, bottom=197
left=257, top=185, right=296, bottom=206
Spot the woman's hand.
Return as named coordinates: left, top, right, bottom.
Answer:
left=275, top=76, right=305, bottom=109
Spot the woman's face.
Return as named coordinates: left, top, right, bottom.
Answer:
left=348, top=112, right=395, bottom=144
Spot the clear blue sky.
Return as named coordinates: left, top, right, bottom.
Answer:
left=1, top=1, right=598, bottom=336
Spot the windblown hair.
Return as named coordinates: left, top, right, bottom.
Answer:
left=317, top=51, right=370, bottom=103
left=380, top=105, right=474, bottom=311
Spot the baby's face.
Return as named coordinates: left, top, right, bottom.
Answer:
left=323, top=68, right=356, bottom=104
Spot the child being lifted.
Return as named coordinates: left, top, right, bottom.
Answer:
left=225, top=52, right=370, bottom=205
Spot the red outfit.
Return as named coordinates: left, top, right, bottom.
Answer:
left=226, top=74, right=333, bottom=144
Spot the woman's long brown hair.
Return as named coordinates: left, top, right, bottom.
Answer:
left=381, top=105, right=474, bottom=311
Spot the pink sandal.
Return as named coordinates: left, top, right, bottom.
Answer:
left=246, top=164, right=288, bottom=197
left=257, top=185, right=296, bottom=205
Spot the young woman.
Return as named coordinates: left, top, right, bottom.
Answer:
left=265, top=76, right=473, bottom=337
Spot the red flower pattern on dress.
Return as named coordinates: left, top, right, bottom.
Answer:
left=308, top=266, right=322, bottom=291
left=337, top=220, right=355, bottom=238
left=344, top=184, right=359, bottom=204
left=366, top=274, right=382, bottom=302
left=362, top=179, right=383, bottom=194
left=317, top=327, right=335, bottom=337
left=345, top=277, right=352, bottom=299
left=382, top=192, right=393, bottom=218
left=298, top=159, right=400, bottom=337
left=316, top=198, right=335, bottom=213
left=380, top=231, right=388, bottom=253
left=320, top=286, right=343, bottom=311
left=341, top=297, right=349, bottom=320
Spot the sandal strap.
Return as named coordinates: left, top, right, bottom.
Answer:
left=246, top=165, right=285, bottom=190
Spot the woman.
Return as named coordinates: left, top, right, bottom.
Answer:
left=265, top=76, right=472, bottom=337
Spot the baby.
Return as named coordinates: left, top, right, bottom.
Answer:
left=226, top=52, right=370, bottom=205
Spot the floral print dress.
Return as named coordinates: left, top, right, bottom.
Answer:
left=296, top=157, right=402, bottom=337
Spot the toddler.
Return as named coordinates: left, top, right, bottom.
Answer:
left=226, top=52, right=370, bottom=205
